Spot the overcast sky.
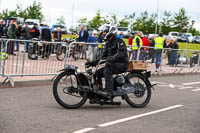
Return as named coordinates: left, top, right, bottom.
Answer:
left=1, top=0, right=200, bottom=30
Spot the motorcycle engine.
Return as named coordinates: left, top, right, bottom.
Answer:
left=116, top=75, right=125, bottom=86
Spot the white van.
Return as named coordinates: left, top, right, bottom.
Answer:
left=168, top=32, right=179, bottom=39
left=25, top=19, right=40, bottom=28
left=117, top=27, right=131, bottom=38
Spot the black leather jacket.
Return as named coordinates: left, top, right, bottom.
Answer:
left=102, top=36, right=129, bottom=65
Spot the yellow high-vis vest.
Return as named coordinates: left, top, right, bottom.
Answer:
left=132, top=35, right=143, bottom=50
left=154, top=37, right=164, bottom=50
left=1, top=52, right=8, bottom=60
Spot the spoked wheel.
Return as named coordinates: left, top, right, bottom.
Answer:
left=73, top=44, right=82, bottom=60
left=57, top=46, right=66, bottom=61
left=125, top=73, right=151, bottom=108
left=53, top=71, right=88, bottom=109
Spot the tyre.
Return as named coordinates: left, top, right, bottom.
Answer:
left=73, top=44, right=82, bottom=60
left=125, top=73, right=151, bottom=108
left=57, top=46, right=66, bottom=61
left=53, top=71, right=88, bottom=109
left=28, top=47, right=38, bottom=60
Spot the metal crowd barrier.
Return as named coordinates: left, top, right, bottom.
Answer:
left=136, top=46, right=200, bottom=75
left=0, top=38, right=70, bottom=86
left=0, top=38, right=200, bottom=87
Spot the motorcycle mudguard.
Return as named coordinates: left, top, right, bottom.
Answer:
left=126, top=71, right=153, bottom=89
left=57, top=68, right=90, bottom=87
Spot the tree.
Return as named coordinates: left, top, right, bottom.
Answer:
left=160, top=11, right=173, bottom=34
left=77, top=18, right=88, bottom=25
left=0, top=1, right=44, bottom=22
left=88, top=10, right=107, bottom=30
left=24, top=1, right=44, bottom=22
left=127, top=13, right=136, bottom=31
left=56, top=16, right=66, bottom=25
left=173, top=8, right=190, bottom=33
left=110, top=13, right=118, bottom=25
left=118, top=16, right=129, bottom=27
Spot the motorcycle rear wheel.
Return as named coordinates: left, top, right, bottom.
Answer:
left=125, top=73, right=151, bottom=108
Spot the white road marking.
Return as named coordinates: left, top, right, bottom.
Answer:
left=182, top=82, right=200, bottom=86
left=192, top=88, right=200, bottom=92
left=98, top=105, right=183, bottom=127
left=157, top=85, right=169, bottom=87
left=72, top=105, right=183, bottom=133
left=72, top=128, right=96, bottom=133
left=151, top=81, right=167, bottom=85
left=178, top=87, right=193, bottom=90
left=169, top=84, right=175, bottom=88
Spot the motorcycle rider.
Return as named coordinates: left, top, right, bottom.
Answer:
left=85, top=23, right=129, bottom=98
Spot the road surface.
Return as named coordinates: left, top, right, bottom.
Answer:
left=0, top=74, right=200, bottom=133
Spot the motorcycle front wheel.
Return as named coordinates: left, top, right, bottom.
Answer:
left=125, top=73, right=152, bottom=108
left=53, top=71, right=88, bottom=109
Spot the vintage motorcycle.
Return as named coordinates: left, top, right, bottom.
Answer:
left=53, top=60, right=155, bottom=109
left=190, top=51, right=200, bottom=68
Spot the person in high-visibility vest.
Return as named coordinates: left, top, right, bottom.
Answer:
left=132, top=31, right=143, bottom=60
left=154, top=33, right=165, bottom=71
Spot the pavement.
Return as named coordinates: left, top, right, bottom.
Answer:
left=0, top=74, right=200, bottom=133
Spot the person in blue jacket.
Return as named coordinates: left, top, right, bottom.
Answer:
left=87, top=30, right=98, bottom=61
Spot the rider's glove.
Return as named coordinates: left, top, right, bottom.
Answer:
left=85, top=60, right=99, bottom=68
left=85, top=61, right=91, bottom=68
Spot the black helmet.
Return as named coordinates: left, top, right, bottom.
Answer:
left=98, top=23, right=117, bottom=40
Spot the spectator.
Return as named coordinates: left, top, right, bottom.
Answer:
left=78, top=25, right=89, bottom=59
left=141, top=35, right=150, bottom=60
left=164, top=39, right=172, bottom=65
left=53, top=27, right=62, bottom=42
left=40, top=23, right=52, bottom=58
left=22, top=23, right=31, bottom=52
left=15, top=23, right=22, bottom=51
left=132, top=31, right=143, bottom=60
left=98, top=32, right=104, bottom=43
left=170, top=38, right=179, bottom=66
left=149, top=36, right=155, bottom=63
left=128, top=33, right=135, bottom=60
left=0, top=20, right=5, bottom=37
left=30, top=23, right=40, bottom=39
left=154, top=33, right=165, bottom=71
left=142, top=35, right=150, bottom=51
left=7, top=20, right=16, bottom=55
left=40, top=23, right=51, bottom=41
left=78, top=25, right=89, bottom=42
left=87, top=30, right=98, bottom=61
left=117, top=31, right=123, bottom=39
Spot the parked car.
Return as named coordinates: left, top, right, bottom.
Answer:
left=184, top=33, right=193, bottom=43
left=87, top=28, right=95, bottom=35
left=25, top=19, right=40, bottom=28
left=178, top=33, right=187, bottom=42
left=117, top=27, right=131, bottom=38
left=51, top=25, right=67, bottom=34
left=168, top=32, right=179, bottom=40
left=193, top=36, right=200, bottom=44
left=148, top=34, right=158, bottom=39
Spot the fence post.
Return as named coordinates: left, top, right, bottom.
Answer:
left=159, top=48, right=165, bottom=75
left=64, top=42, right=72, bottom=66
left=197, top=52, right=200, bottom=73
left=136, top=47, right=141, bottom=61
